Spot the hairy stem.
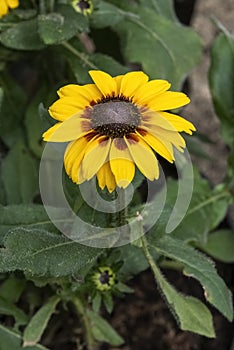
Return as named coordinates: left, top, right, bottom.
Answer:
left=73, top=298, right=97, bottom=350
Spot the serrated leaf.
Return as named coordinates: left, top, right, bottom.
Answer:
left=0, top=324, right=48, bottom=350
left=151, top=235, right=233, bottom=321
left=209, top=31, right=234, bottom=149
left=87, top=310, right=124, bottom=346
left=0, top=19, right=45, bottom=50
left=38, top=5, right=88, bottom=45
left=1, top=142, right=39, bottom=204
left=113, top=5, right=202, bottom=89
left=199, top=230, right=234, bottom=263
left=23, top=296, right=60, bottom=347
left=0, top=228, right=102, bottom=277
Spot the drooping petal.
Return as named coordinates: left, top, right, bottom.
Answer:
left=141, top=110, right=178, bottom=131
left=124, top=134, right=159, bottom=181
left=119, top=71, right=149, bottom=98
left=147, top=91, right=190, bottom=111
left=42, top=114, right=92, bottom=142
left=64, top=136, right=90, bottom=183
left=89, top=70, right=117, bottom=97
left=149, top=126, right=186, bottom=151
left=109, top=138, right=135, bottom=188
left=136, top=130, right=174, bottom=163
left=133, top=79, right=171, bottom=105
left=159, top=112, right=196, bottom=134
left=80, top=136, right=112, bottom=180
left=58, top=83, right=102, bottom=104
left=97, top=161, right=116, bottom=193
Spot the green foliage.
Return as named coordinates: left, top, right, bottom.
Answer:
left=0, top=1, right=233, bottom=349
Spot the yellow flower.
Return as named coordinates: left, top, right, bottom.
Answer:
left=43, top=70, right=195, bottom=192
left=92, top=266, right=116, bottom=292
left=0, top=0, right=19, bottom=18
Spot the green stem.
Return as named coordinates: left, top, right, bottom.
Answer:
left=73, top=298, right=97, bottom=350
left=141, top=235, right=162, bottom=281
left=159, top=259, right=184, bottom=271
left=118, top=188, right=127, bottom=227
left=62, top=42, right=99, bottom=70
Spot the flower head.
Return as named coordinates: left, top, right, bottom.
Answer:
left=92, top=266, right=116, bottom=292
left=43, top=70, right=195, bottom=192
left=0, top=0, right=19, bottom=18
left=71, top=0, right=93, bottom=15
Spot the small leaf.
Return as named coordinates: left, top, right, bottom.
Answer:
left=0, top=324, right=48, bottom=350
left=102, top=293, right=114, bottom=313
left=0, top=277, right=26, bottom=303
left=23, top=296, right=60, bottom=347
left=199, top=230, right=234, bottom=263
left=0, top=296, right=28, bottom=326
left=151, top=235, right=233, bottom=321
left=91, top=1, right=124, bottom=28
left=209, top=30, right=234, bottom=149
left=87, top=310, right=124, bottom=346
left=0, top=19, right=45, bottom=50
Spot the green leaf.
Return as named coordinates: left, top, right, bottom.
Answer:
left=152, top=235, right=233, bottom=321
left=91, top=1, right=124, bottom=28
left=0, top=325, right=48, bottom=350
left=87, top=310, right=124, bottom=346
left=0, top=19, right=45, bottom=50
left=0, top=296, right=28, bottom=326
left=1, top=142, right=39, bottom=204
left=209, top=31, right=234, bottom=149
left=138, top=0, right=178, bottom=22
left=23, top=296, right=60, bottom=347
left=0, top=228, right=102, bottom=277
left=114, top=5, right=202, bottom=89
left=65, top=45, right=128, bottom=84
left=38, top=5, right=88, bottom=45
left=199, top=229, right=234, bottom=263
left=0, top=204, right=61, bottom=243
left=24, top=88, right=46, bottom=158
left=102, top=293, right=114, bottom=313
left=0, top=277, right=26, bottom=303
left=167, top=172, right=230, bottom=244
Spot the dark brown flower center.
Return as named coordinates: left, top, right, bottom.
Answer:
left=91, top=100, right=141, bottom=138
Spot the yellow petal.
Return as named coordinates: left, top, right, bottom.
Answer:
left=124, top=134, right=159, bottom=181
left=109, top=138, right=135, bottom=188
left=159, top=112, right=196, bottom=134
left=149, top=126, right=186, bottom=151
left=80, top=136, right=111, bottom=180
left=7, top=0, right=19, bottom=8
left=133, top=79, right=171, bottom=105
left=147, top=91, right=190, bottom=111
left=113, top=75, right=124, bottom=95
left=97, top=161, right=116, bottom=193
left=49, top=97, right=88, bottom=122
left=141, top=110, right=178, bottom=131
left=64, top=136, right=89, bottom=183
left=0, top=1, right=8, bottom=16
left=43, top=114, right=91, bottom=142
left=89, top=70, right=117, bottom=97
left=137, top=130, right=174, bottom=163
left=119, top=71, right=149, bottom=98
left=58, top=83, right=102, bottom=103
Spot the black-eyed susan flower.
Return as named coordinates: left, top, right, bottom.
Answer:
left=0, top=0, right=19, bottom=18
left=92, top=266, right=116, bottom=292
left=71, top=0, right=93, bottom=15
left=43, top=70, right=195, bottom=192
